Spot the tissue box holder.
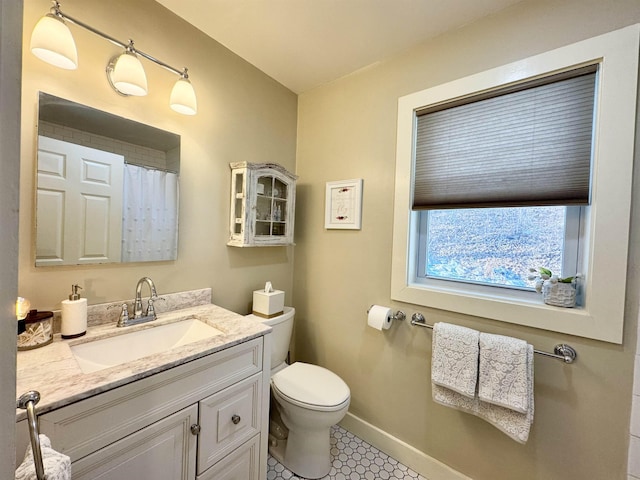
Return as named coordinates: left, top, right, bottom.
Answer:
left=253, top=289, right=284, bottom=318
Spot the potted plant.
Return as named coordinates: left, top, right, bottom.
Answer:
left=528, top=267, right=578, bottom=308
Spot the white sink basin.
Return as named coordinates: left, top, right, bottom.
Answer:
left=71, top=318, right=224, bottom=374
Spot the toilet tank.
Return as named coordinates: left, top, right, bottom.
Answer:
left=246, top=307, right=294, bottom=372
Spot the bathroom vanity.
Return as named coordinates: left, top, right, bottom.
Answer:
left=15, top=301, right=271, bottom=480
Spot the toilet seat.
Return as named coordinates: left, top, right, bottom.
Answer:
left=272, top=362, right=350, bottom=412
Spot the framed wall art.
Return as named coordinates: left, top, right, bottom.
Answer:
left=325, top=178, right=363, bottom=229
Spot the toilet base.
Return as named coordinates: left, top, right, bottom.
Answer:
left=268, top=398, right=333, bottom=479
left=268, top=425, right=332, bottom=479
left=268, top=433, right=287, bottom=467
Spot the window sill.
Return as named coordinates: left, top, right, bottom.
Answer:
left=392, top=281, right=600, bottom=340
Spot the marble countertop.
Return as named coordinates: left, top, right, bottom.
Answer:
left=16, top=303, right=270, bottom=421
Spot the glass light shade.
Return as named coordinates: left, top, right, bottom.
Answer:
left=30, top=14, right=78, bottom=70
left=111, top=51, right=148, bottom=96
left=170, top=77, right=197, bottom=115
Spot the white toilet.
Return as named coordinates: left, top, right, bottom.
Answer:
left=246, top=307, right=350, bottom=479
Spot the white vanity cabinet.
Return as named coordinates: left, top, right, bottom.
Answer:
left=228, top=162, right=297, bottom=247
left=16, top=336, right=269, bottom=480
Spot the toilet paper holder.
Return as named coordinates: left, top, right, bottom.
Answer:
left=367, top=305, right=406, bottom=322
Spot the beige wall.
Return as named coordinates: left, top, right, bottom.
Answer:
left=294, top=1, right=640, bottom=479
left=20, top=0, right=297, bottom=313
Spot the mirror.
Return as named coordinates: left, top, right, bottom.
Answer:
left=36, top=92, right=180, bottom=266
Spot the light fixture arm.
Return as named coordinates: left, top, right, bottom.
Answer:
left=135, top=47, right=186, bottom=78
left=50, top=0, right=186, bottom=77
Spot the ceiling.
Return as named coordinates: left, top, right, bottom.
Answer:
left=156, top=0, right=524, bottom=93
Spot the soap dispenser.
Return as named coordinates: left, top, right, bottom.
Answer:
left=61, top=284, right=87, bottom=339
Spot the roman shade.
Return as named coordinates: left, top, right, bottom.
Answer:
left=412, top=65, right=597, bottom=210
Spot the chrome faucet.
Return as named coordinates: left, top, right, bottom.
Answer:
left=134, top=276, right=158, bottom=320
left=114, top=277, right=160, bottom=327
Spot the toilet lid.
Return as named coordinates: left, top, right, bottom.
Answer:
left=272, top=362, right=350, bottom=408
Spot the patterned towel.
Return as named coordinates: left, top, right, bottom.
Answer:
left=432, top=344, right=535, bottom=444
left=478, top=333, right=529, bottom=413
left=431, top=322, right=480, bottom=398
left=15, top=434, right=71, bottom=480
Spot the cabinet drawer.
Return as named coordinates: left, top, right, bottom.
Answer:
left=197, top=434, right=260, bottom=480
left=72, top=405, right=197, bottom=480
left=39, top=338, right=262, bottom=462
left=197, top=373, right=262, bottom=474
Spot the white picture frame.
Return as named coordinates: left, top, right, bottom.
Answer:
left=325, top=178, right=363, bottom=229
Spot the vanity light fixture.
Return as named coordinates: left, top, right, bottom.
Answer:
left=30, top=1, right=198, bottom=115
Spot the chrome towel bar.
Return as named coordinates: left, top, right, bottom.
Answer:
left=410, top=312, right=577, bottom=364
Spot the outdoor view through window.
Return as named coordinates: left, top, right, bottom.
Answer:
left=422, top=206, right=566, bottom=289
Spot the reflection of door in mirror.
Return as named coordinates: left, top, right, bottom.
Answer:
left=36, top=136, right=124, bottom=266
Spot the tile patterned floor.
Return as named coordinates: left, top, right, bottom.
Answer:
left=267, top=425, right=428, bottom=480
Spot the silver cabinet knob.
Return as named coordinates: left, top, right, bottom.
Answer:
left=231, top=414, right=241, bottom=425
left=190, top=424, right=201, bottom=435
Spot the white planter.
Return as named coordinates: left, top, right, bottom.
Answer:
left=542, top=280, right=576, bottom=308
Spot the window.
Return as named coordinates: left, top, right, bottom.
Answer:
left=417, top=206, right=580, bottom=291
left=391, top=25, right=639, bottom=343
left=411, top=66, right=594, bottom=294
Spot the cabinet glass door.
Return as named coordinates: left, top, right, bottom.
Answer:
left=255, top=175, right=288, bottom=237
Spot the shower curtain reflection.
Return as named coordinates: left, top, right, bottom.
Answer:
left=122, top=164, right=179, bottom=262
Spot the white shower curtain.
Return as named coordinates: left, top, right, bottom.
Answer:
left=122, top=164, right=179, bottom=262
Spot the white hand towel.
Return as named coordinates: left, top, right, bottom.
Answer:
left=432, top=344, right=535, bottom=444
left=431, top=322, right=480, bottom=398
left=478, top=332, right=529, bottom=413
left=15, top=434, right=71, bottom=480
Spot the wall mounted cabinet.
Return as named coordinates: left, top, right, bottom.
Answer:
left=228, top=162, right=297, bottom=247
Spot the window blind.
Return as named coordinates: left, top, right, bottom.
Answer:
left=412, top=66, right=597, bottom=210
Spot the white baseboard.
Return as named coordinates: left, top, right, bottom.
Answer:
left=339, top=412, right=472, bottom=480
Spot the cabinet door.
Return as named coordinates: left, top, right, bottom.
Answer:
left=253, top=172, right=294, bottom=245
left=197, top=373, right=262, bottom=474
left=254, top=175, right=289, bottom=238
left=197, top=435, right=259, bottom=480
left=71, top=405, right=197, bottom=480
